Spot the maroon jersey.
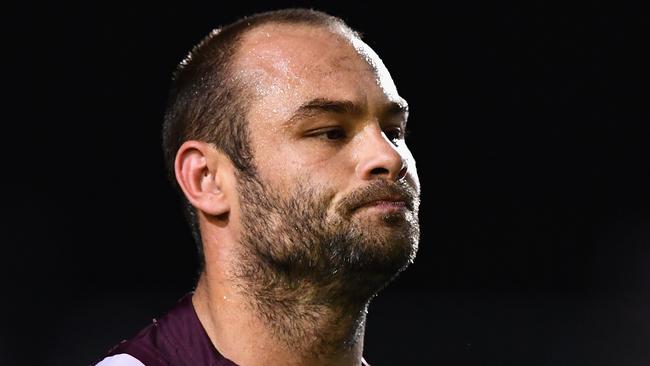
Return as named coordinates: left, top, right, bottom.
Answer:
left=95, top=293, right=370, bottom=366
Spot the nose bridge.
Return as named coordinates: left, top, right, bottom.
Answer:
left=354, top=124, right=406, bottom=181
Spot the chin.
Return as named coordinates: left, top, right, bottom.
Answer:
left=346, top=224, right=419, bottom=282
left=339, top=236, right=418, bottom=303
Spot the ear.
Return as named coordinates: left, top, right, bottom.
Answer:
left=174, top=141, right=231, bottom=217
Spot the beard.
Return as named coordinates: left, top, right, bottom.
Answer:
left=233, top=171, right=420, bottom=307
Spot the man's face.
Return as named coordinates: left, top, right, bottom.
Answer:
left=230, top=24, right=420, bottom=298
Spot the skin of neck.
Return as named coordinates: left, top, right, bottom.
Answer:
left=191, top=222, right=368, bottom=366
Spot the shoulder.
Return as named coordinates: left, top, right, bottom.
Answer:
left=94, top=293, right=205, bottom=366
left=94, top=322, right=172, bottom=366
left=95, top=353, right=145, bottom=366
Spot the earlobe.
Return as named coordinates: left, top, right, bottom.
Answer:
left=175, top=141, right=231, bottom=217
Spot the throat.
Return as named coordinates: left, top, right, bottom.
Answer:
left=234, top=268, right=371, bottom=357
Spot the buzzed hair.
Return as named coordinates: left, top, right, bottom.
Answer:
left=161, top=8, right=361, bottom=270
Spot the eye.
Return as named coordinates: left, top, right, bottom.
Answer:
left=324, top=128, right=346, bottom=140
left=307, top=127, right=347, bottom=141
left=383, top=126, right=405, bottom=143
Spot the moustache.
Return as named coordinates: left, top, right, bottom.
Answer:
left=335, top=179, right=418, bottom=216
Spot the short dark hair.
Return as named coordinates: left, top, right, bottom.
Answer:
left=161, top=8, right=360, bottom=270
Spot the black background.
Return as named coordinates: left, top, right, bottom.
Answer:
left=3, top=2, right=649, bottom=365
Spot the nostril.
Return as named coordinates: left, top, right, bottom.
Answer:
left=370, top=167, right=390, bottom=176
left=369, top=166, right=407, bottom=180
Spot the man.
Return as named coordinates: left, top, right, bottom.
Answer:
left=96, top=8, right=420, bottom=366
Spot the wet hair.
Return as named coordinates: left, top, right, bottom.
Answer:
left=161, top=8, right=361, bottom=270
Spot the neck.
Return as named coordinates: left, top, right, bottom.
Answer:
left=192, top=269, right=368, bottom=366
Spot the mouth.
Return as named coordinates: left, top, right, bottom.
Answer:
left=337, top=180, right=417, bottom=217
left=354, top=196, right=410, bottom=212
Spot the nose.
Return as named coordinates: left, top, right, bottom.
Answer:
left=355, top=126, right=408, bottom=182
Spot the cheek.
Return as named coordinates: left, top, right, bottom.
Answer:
left=255, top=139, right=353, bottom=188
left=264, top=157, right=350, bottom=195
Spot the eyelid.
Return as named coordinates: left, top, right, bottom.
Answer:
left=304, top=126, right=348, bottom=141
left=305, top=126, right=343, bottom=135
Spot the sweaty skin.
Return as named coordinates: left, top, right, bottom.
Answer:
left=189, top=23, right=420, bottom=366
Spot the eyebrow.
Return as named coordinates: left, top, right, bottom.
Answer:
left=283, top=97, right=409, bottom=127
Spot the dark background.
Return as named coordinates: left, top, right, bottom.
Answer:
left=3, top=1, right=649, bottom=365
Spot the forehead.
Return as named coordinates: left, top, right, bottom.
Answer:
left=232, top=23, right=402, bottom=118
